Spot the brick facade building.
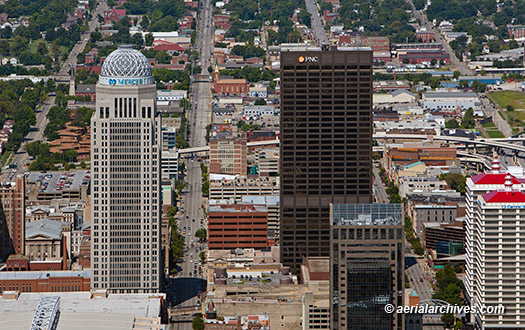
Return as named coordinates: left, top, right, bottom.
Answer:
left=209, top=133, right=247, bottom=176
left=0, top=270, right=90, bottom=294
left=208, top=204, right=268, bottom=249
left=0, top=176, right=25, bottom=262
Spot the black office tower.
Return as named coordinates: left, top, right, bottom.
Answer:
left=330, top=203, right=404, bottom=330
left=280, top=46, right=373, bottom=273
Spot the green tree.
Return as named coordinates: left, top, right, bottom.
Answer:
left=145, top=33, right=154, bottom=46
left=36, top=41, right=48, bottom=57
left=507, top=105, right=514, bottom=111
left=192, top=314, right=204, bottom=330
left=50, top=41, right=61, bottom=63
left=453, top=70, right=461, bottom=79
left=440, top=173, right=466, bottom=194
left=460, top=108, right=475, bottom=129
left=10, top=36, right=28, bottom=56
left=445, top=119, right=460, bottom=129
left=80, top=161, right=87, bottom=168
left=442, top=313, right=455, bottom=328
left=199, top=251, right=206, bottom=264
left=167, top=205, right=177, bottom=217
left=174, top=179, right=188, bottom=195
left=471, top=80, right=486, bottom=93
left=0, top=39, right=9, bottom=56
left=430, top=58, right=437, bottom=66
left=155, top=51, right=171, bottom=64
left=63, top=150, right=78, bottom=163
left=195, top=228, right=207, bottom=242
left=254, top=98, right=266, bottom=105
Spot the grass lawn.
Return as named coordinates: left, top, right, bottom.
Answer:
left=506, top=110, right=525, bottom=127
left=482, top=121, right=496, bottom=128
left=486, top=129, right=505, bottom=138
left=490, top=91, right=525, bottom=110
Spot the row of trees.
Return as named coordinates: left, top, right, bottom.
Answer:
left=434, top=265, right=463, bottom=328
left=404, top=215, right=424, bottom=255
left=219, top=67, right=278, bottom=83
left=0, top=79, right=54, bottom=153
left=201, top=163, right=209, bottom=196
left=24, top=140, right=80, bottom=171
left=166, top=206, right=185, bottom=269
left=338, top=0, right=416, bottom=43
left=230, top=44, right=265, bottom=60
left=122, top=0, right=187, bottom=32
left=0, top=0, right=78, bottom=34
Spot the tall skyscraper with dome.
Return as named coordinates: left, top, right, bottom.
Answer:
left=91, top=45, right=161, bottom=293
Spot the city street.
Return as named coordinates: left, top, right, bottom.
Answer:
left=305, top=0, right=328, bottom=45
left=58, top=0, right=108, bottom=77
left=405, top=0, right=473, bottom=75
left=173, top=0, right=213, bottom=317
left=373, top=166, right=389, bottom=203
left=3, top=0, right=107, bottom=181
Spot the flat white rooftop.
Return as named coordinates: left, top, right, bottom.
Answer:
left=0, top=292, right=166, bottom=330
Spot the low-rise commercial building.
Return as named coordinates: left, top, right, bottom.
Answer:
left=209, top=177, right=280, bottom=199
left=207, top=256, right=329, bottom=330
left=421, top=91, right=481, bottom=111
left=161, top=149, right=179, bottom=179
left=256, top=148, right=279, bottom=177
left=0, top=270, right=90, bottom=293
left=399, top=176, right=448, bottom=198
left=410, top=204, right=457, bottom=238
left=424, top=219, right=465, bottom=252
left=157, top=89, right=187, bottom=101
left=0, top=291, right=167, bottom=330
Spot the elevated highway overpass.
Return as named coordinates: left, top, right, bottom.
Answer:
left=178, top=134, right=525, bottom=154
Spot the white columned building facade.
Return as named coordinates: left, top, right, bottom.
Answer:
left=91, top=45, right=162, bottom=293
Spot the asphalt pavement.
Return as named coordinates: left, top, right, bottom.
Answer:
left=173, top=0, right=213, bottom=317
left=304, top=0, right=328, bottom=45
left=404, top=0, right=472, bottom=76
left=373, top=165, right=389, bottom=203
left=3, top=0, right=106, bottom=182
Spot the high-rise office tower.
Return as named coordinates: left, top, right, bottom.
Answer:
left=0, top=175, right=25, bottom=261
left=330, top=203, right=404, bottom=330
left=465, top=160, right=525, bottom=328
left=91, top=45, right=161, bottom=293
left=280, top=46, right=373, bottom=272
left=468, top=174, right=525, bottom=328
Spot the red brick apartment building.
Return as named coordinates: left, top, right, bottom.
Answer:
left=208, top=204, right=268, bottom=249
left=0, top=175, right=25, bottom=262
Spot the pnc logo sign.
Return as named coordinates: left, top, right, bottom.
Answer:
left=298, top=56, right=318, bottom=63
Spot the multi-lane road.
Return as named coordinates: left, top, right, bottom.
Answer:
left=58, top=0, right=108, bottom=78
left=174, top=0, right=213, bottom=309
left=304, top=0, right=328, bottom=45
left=4, top=0, right=106, bottom=181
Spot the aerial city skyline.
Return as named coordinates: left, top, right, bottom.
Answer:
left=0, top=0, right=524, bottom=329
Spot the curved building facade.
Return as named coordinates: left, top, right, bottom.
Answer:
left=91, top=45, right=161, bottom=293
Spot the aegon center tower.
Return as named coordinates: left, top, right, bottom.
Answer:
left=280, top=46, right=373, bottom=272
left=91, top=45, right=162, bottom=293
